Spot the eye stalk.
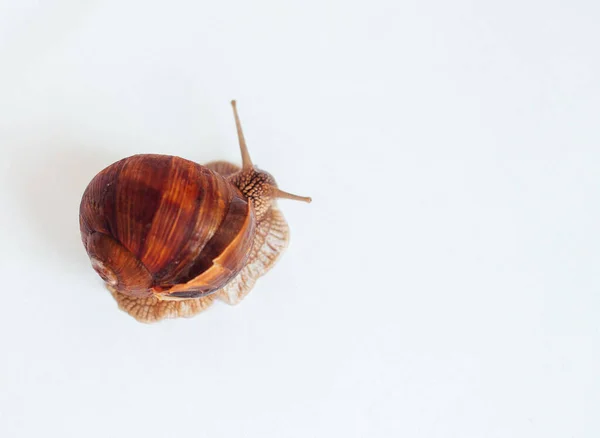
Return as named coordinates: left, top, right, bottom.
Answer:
left=230, top=100, right=312, bottom=206
left=272, top=187, right=312, bottom=203
left=231, top=100, right=254, bottom=170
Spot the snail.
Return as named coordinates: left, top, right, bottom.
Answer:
left=79, top=101, right=311, bottom=323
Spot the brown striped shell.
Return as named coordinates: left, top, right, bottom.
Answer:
left=79, top=154, right=256, bottom=300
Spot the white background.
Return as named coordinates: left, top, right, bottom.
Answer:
left=0, top=1, right=598, bottom=437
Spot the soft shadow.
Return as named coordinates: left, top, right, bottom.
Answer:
left=12, top=140, right=120, bottom=269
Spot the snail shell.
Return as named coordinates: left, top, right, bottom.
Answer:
left=80, top=154, right=256, bottom=298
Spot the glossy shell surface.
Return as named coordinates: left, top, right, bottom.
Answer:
left=79, top=154, right=256, bottom=298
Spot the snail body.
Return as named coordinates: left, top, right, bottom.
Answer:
left=79, top=101, right=310, bottom=322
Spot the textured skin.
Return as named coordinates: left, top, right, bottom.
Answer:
left=228, top=169, right=277, bottom=220
left=80, top=155, right=256, bottom=299
left=109, top=286, right=216, bottom=323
